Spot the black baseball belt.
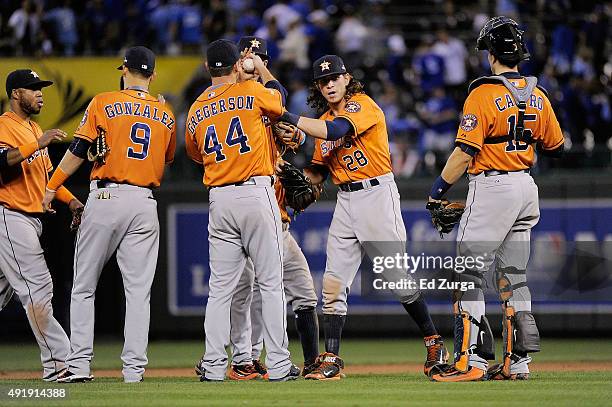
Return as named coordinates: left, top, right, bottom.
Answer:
left=338, top=178, right=381, bottom=192
left=483, top=169, right=530, bottom=177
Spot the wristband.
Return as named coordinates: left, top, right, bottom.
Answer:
left=17, top=141, right=39, bottom=159
left=55, top=186, right=76, bottom=204
left=280, top=111, right=300, bottom=126
left=430, top=176, right=452, bottom=200
left=47, top=167, right=70, bottom=191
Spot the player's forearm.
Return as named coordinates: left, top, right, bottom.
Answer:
left=295, top=116, right=328, bottom=139
left=0, top=141, right=41, bottom=168
left=1, top=147, right=27, bottom=167
left=47, top=151, right=84, bottom=191
left=440, top=147, right=471, bottom=184
left=280, top=112, right=350, bottom=141
left=429, top=147, right=471, bottom=200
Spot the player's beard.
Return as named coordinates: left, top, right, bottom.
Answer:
left=120, top=76, right=125, bottom=90
left=20, top=98, right=41, bottom=116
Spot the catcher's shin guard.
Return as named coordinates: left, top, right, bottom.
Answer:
left=453, top=304, right=471, bottom=373
left=494, top=267, right=540, bottom=379
left=452, top=303, right=495, bottom=373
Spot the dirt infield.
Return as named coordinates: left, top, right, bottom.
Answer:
left=3, top=361, right=611, bottom=380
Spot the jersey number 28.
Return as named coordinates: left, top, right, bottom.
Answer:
left=203, top=116, right=251, bottom=162
left=342, top=150, right=368, bottom=171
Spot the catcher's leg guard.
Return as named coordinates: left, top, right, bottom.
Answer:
left=488, top=266, right=540, bottom=380
left=452, top=303, right=495, bottom=373
left=450, top=269, right=490, bottom=372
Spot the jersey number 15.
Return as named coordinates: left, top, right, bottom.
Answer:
left=505, top=114, right=536, bottom=152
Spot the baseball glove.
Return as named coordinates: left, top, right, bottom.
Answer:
left=70, top=206, right=84, bottom=232
left=426, top=200, right=465, bottom=238
left=87, top=125, right=110, bottom=164
left=273, top=121, right=302, bottom=155
left=277, top=162, right=322, bottom=214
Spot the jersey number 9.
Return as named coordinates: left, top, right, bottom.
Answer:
left=204, top=116, right=251, bottom=162
left=127, top=122, right=151, bottom=160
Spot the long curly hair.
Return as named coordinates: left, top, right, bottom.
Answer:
left=307, top=76, right=365, bottom=114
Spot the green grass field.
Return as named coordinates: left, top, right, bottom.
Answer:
left=1, top=339, right=612, bottom=406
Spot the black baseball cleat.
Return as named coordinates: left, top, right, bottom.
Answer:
left=195, top=357, right=224, bottom=382
left=252, top=359, right=269, bottom=380
left=43, top=368, right=67, bottom=382
left=269, top=364, right=301, bottom=382
left=194, top=357, right=205, bottom=377
left=200, top=375, right=223, bottom=382
left=56, top=370, right=94, bottom=383
left=485, top=363, right=530, bottom=380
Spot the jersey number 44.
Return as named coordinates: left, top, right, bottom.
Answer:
left=203, top=116, right=251, bottom=162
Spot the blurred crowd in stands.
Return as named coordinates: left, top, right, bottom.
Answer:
left=1, top=0, right=610, bottom=177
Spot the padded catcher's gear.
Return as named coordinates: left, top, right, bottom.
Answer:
left=476, top=16, right=529, bottom=65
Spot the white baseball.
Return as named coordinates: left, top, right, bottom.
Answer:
left=242, top=58, right=255, bottom=73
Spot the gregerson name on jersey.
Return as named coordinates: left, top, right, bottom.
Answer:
left=187, top=95, right=255, bottom=135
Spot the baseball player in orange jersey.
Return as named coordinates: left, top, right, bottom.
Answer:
left=427, top=17, right=564, bottom=382
left=187, top=39, right=299, bottom=382
left=226, top=36, right=319, bottom=381
left=0, top=69, right=84, bottom=381
left=43, top=46, right=176, bottom=383
left=278, top=55, right=449, bottom=380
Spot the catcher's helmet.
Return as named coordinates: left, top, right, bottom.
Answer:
left=476, top=16, right=529, bottom=66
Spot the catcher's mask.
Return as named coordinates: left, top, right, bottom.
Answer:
left=476, top=16, right=529, bottom=66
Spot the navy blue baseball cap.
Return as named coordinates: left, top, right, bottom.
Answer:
left=6, top=69, right=53, bottom=97
left=207, top=39, right=240, bottom=68
left=312, top=55, right=347, bottom=80
left=238, top=36, right=269, bottom=61
left=117, top=46, right=156, bottom=75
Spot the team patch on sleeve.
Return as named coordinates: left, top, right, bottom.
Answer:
left=460, top=114, right=478, bottom=131
left=77, top=110, right=88, bottom=130
left=344, top=101, right=361, bottom=113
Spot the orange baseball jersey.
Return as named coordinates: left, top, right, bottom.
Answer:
left=266, top=123, right=291, bottom=223
left=274, top=177, right=290, bottom=223
left=75, top=89, right=176, bottom=187
left=0, top=112, right=53, bottom=213
left=185, top=80, right=283, bottom=187
left=456, top=77, right=564, bottom=174
left=311, top=93, right=393, bottom=184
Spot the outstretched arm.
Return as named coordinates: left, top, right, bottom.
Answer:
left=280, top=111, right=352, bottom=141
left=42, top=137, right=89, bottom=213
